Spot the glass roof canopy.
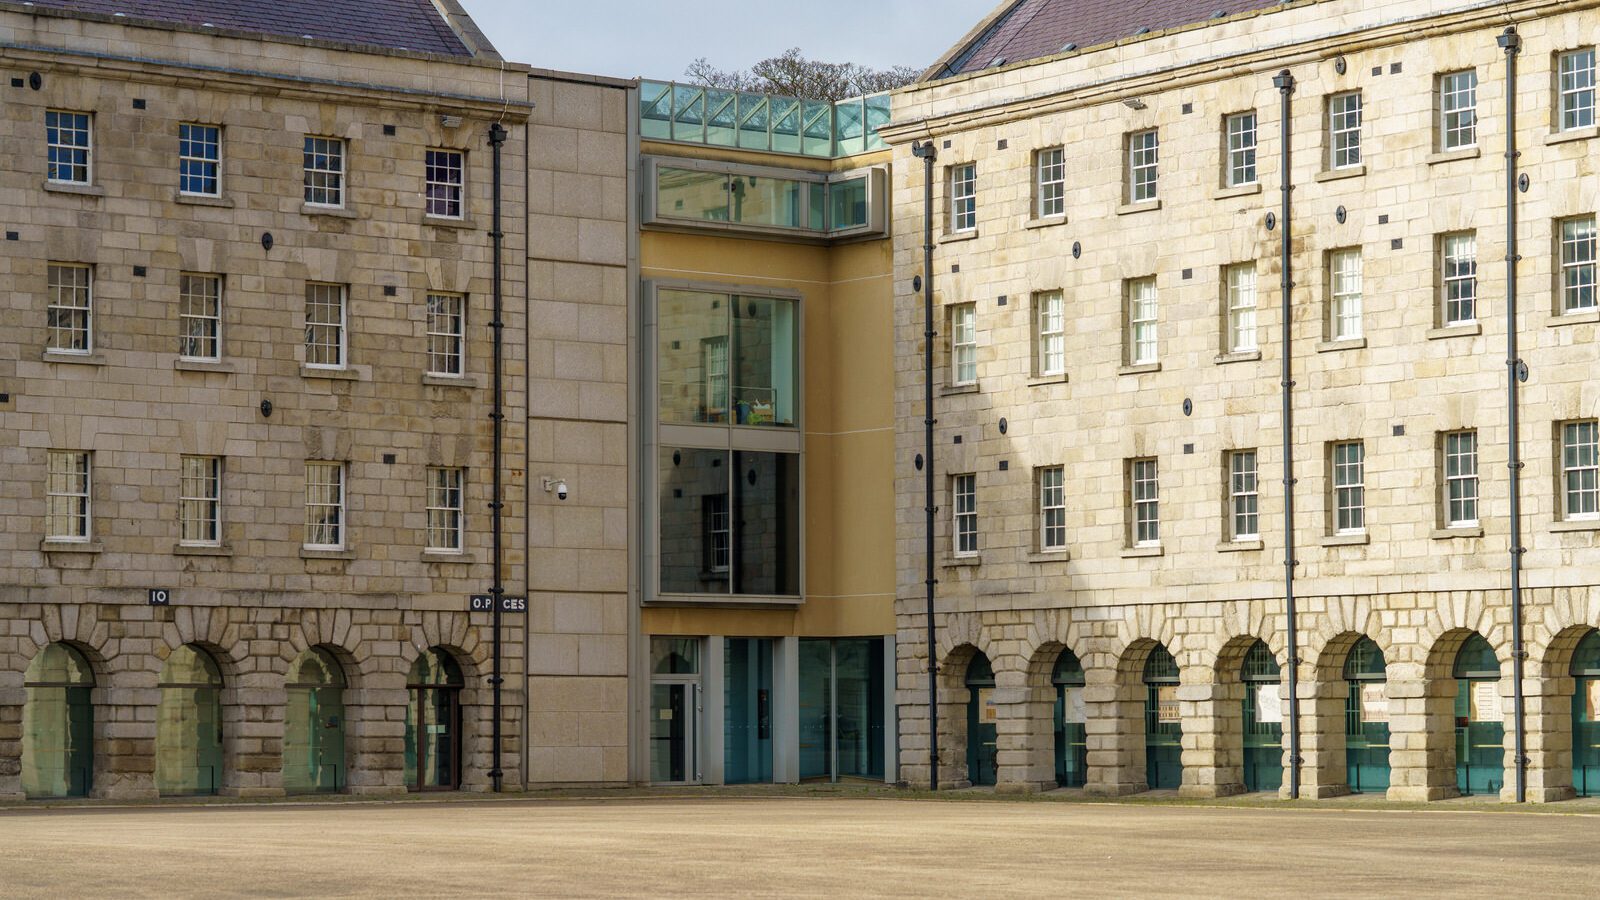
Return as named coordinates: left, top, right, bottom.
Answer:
left=641, top=80, right=891, bottom=159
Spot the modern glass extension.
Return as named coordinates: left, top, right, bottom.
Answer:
left=799, top=638, right=886, bottom=782
left=644, top=157, right=887, bottom=240
left=724, top=638, right=774, bottom=784
left=640, top=81, right=890, bottom=158
left=22, top=643, right=95, bottom=798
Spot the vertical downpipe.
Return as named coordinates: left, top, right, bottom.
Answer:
left=912, top=139, right=939, bottom=790
left=488, top=120, right=508, bottom=792
left=1273, top=70, right=1301, bottom=800
left=1498, top=25, right=1528, bottom=804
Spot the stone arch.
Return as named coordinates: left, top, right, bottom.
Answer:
left=402, top=612, right=493, bottom=792
left=1199, top=632, right=1282, bottom=798
left=8, top=637, right=111, bottom=800
left=1530, top=623, right=1598, bottom=803
left=1013, top=614, right=1093, bottom=794
left=1390, top=627, right=1506, bottom=802
left=933, top=639, right=987, bottom=790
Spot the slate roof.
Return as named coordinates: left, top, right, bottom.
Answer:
left=22, top=0, right=475, bottom=57
left=937, top=0, right=1285, bottom=77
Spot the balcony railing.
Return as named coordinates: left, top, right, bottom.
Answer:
left=640, top=80, right=891, bottom=159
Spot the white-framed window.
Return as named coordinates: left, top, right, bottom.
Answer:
left=46, top=110, right=92, bottom=184
left=179, top=273, right=222, bottom=361
left=1130, top=458, right=1159, bottom=547
left=1226, top=264, right=1258, bottom=353
left=179, top=455, right=222, bottom=546
left=949, top=163, right=976, bottom=232
left=425, top=466, right=465, bottom=552
left=1562, top=420, right=1600, bottom=521
left=705, top=492, right=730, bottom=574
left=1230, top=450, right=1259, bottom=541
left=1330, top=249, right=1363, bottom=340
left=1034, top=290, right=1065, bottom=376
left=950, top=303, right=977, bottom=386
left=1328, top=91, right=1363, bottom=170
left=425, top=148, right=465, bottom=219
left=1038, top=466, right=1066, bottom=552
left=701, top=335, right=729, bottom=420
left=1440, top=233, right=1478, bottom=326
left=304, top=462, right=345, bottom=549
left=426, top=292, right=465, bottom=377
left=178, top=123, right=221, bottom=197
left=1332, top=441, right=1365, bottom=534
left=952, top=473, right=977, bottom=557
left=304, top=282, right=346, bottom=369
left=46, top=263, right=92, bottom=354
left=1128, top=129, right=1158, bottom=203
left=1443, top=431, right=1478, bottom=528
left=1035, top=147, right=1065, bottom=218
left=1128, top=278, right=1157, bottom=365
left=1225, top=112, right=1257, bottom=187
left=1439, top=70, right=1478, bottom=150
left=46, top=450, right=91, bottom=542
left=1560, top=216, right=1597, bottom=314
left=303, top=136, right=346, bottom=207
left=1558, top=48, right=1596, bottom=132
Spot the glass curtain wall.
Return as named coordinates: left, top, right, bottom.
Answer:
left=724, top=638, right=773, bottom=784
left=283, top=648, right=347, bottom=794
left=22, top=643, right=94, bottom=798
left=156, top=645, right=225, bottom=796
left=1343, top=636, right=1390, bottom=793
left=1453, top=634, right=1504, bottom=796
left=405, top=648, right=463, bottom=791
left=799, top=638, right=885, bottom=782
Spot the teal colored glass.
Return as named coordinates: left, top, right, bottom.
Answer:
left=640, top=81, right=672, bottom=140
left=731, top=296, right=797, bottom=428
left=830, top=176, right=868, bottom=230
left=723, top=638, right=774, bottom=784
left=798, top=639, right=833, bottom=779
left=832, top=639, right=884, bottom=780
left=283, top=648, right=346, bottom=794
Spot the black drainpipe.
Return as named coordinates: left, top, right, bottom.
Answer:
left=1272, top=69, right=1301, bottom=801
left=487, top=120, right=507, bottom=793
left=912, top=138, right=939, bottom=790
left=1497, top=25, right=1528, bottom=804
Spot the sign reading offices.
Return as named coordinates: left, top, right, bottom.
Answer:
left=469, top=594, right=527, bottom=613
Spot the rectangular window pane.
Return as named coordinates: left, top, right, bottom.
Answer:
left=303, top=136, right=345, bottom=207
left=180, top=455, right=221, bottom=545
left=1441, top=234, right=1477, bottom=325
left=1036, top=148, right=1065, bottom=218
left=1129, top=130, right=1158, bottom=203
left=178, top=123, right=221, bottom=196
left=425, top=149, right=464, bottom=218
left=1560, top=49, right=1597, bottom=132
left=1131, top=458, right=1159, bottom=546
left=1035, top=291, right=1065, bottom=375
left=950, top=163, right=976, bottom=232
left=658, top=167, right=730, bottom=222
left=1440, top=70, right=1478, bottom=150
left=1329, top=92, right=1362, bottom=169
left=46, top=264, right=91, bottom=354
left=1039, top=466, right=1066, bottom=551
left=305, top=283, right=345, bottom=368
left=1226, top=113, right=1257, bottom=187
left=426, top=467, right=464, bottom=551
left=426, top=292, right=465, bottom=377
left=1564, top=421, right=1600, bottom=520
left=658, top=289, right=795, bottom=428
left=1331, top=249, right=1363, bottom=340
left=304, top=462, right=344, bottom=548
left=733, top=296, right=797, bottom=428
left=1129, top=278, right=1157, bottom=364
left=1231, top=450, right=1259, bottom=540
left=829, top=175, right=869, bottom=230
left=953, top=474, right=977, bottom=556
left=45, top=451, right=90, bottom=541
left=733, top=450, right=800, bottom=596
left=1561, top=217, right=1598, bottom=314
left=659, top=448, right=798, bottom=596
left=179, top=273, right=222, bottom=361
left=732, top=176, right=824, bottom=231
left=951, top=303, right=977, bottom=386
left=1227, top=265, right=1258, bottom=353
left=1333, top=442, right=1365, bottom=534
left=1444, top=432, right=1478, bottom=527
left=46, top=111, right=91, bottom=184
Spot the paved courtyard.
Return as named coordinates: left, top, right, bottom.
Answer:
left=1, top=795, right=1594, bottom=897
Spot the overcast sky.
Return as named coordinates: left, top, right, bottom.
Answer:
left=464, top=0, right=988, bottom=82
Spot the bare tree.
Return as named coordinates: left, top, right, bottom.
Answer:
left=684, top=48, right=918, bottom=101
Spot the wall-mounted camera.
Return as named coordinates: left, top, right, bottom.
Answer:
left=542, top=476, right=569, bottom=501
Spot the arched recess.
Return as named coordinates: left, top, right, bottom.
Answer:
left=156, top=644, right=226, bottom=797
left=1142, top=644, right=1181, bottom=791
left=1569, top=630, right=1600, bottom=797
left=1450, top=633, right=1505, bottom=797
left=935, top=642, right=984, bottom=790
left=21, top=643, right=96, bottom=799
left=1051, top=647, right=1087, bottom=788
left=284, top=647, right=348, bottom=795
left=1342, top=635, right=1390, bottom=795
left=406, top=647, right=465, bottom=791
left=1238, top=640, right=1284, bottom=794
left=964, top=651, right=997, bottom=787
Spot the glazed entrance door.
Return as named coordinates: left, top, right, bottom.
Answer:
left=651, top=682, right=698, bottom=784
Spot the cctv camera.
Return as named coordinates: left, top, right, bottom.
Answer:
left=556, top=480, right=569, bottom=501
left=544, top=476, right=569, bottom=501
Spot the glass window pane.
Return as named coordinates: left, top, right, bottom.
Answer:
left=733, top=296, right=797, bottom=428
left=651, top=636, right=700, bottom=675
left=798, top=639, right=834, bottom=780
left=657, top=290, right=732, bottom=425
left=659, top=448, right=728, bottom=594
left=830, top=176, right=868, bottom=230
left=657, top=167, right=728, bottom=222
left=733, top=450, right=801, bottom=596
left=723, top=638, right=774, bottom=784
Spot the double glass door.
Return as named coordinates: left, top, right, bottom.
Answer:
left=651, top=681, right=699, bottom=783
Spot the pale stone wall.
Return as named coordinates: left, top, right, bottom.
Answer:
left=0, top=10, right=530, bottom=798
left=889, top=0, right=1600, bottom=801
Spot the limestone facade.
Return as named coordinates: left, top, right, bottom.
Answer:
left=885, top=0, right=1600, bottom=801
left=0, top=7, right=531, bottom=798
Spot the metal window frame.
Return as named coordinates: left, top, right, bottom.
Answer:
left=641, top=156, right=887, bottom=242
left=179, top=455, right=223, bottom=547
left=1230, top=449, right=1260, bottom=541
left=178, top=272, right=223, bottom=362
left=303, top=135, right=346, bottom=208
left=425, top=291, right=466, bottom=377
left=1440, top=232, right=1478, bottom=326
left=304, top=282, right=348, bottom=369
left=45, top=110, right=92, bottom=185
left=425, top=148, right=466, bottom=219
left=178, top=123, right=222, bottom=198
left=1038, top=465, right=1066, bottom=551
left=424, top=465, right=465, bottom=552
left=1558, top=48, right=1597, bottom=132
left=1442, top=430, right=1479, bottom=528
left=45, top=450, right=91, bottom=542
left=1331, top=441, right=1366, bottom=535
left=46, top=262, right=93, bottom=355
left=1127, top=277, right=1158, bottom=365
left=1225, top=111, right=1258, bottom=188
left=952, top=473, right=978, bottom=557
left=1328, top=91, right=1362, bottom=170
left=303, top=461, right=346, bottom=550
left=1439, top=69, right=1479, bottom=150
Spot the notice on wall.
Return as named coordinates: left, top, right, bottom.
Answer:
left=1360, top=683, right=1389, bottom=724
left=979, top=687, right=998, bottom=723
left=1064, top=687, right=1087, bottom=725
left=1588, top=681, right=1600, bottom=721
left=1255, top=684, right=1284, bottom=724
left=1472, top=681, right=1503, bottom=722
left=1157, top=685, right=1181, bottom=724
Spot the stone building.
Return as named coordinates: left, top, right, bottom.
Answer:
left=0, top=0, right=533, bottom=799
left=884, top=0, right=1600, bottom=802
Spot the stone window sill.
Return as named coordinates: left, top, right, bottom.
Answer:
left=939, top=230, right=978, bottom=244
left=1216, top=350, right=1261, bottom=365
left=1027, top=550, right=1071, bottom=563
left=422, top=550, right=477, bottom=564
left=1546, top=126, right=1598, bottom=146
left=1213, top=182, right=1261, bottom=200
left=174, top=543, right=233, bottom=557
left=1027, top=372, right=1068, bottom=386
left=1217, top=539, right=1263, bottom=552
left=301, top=546, right=355, bottom=560
left=175, top=193, right=234, bottom=208
left=1118, top=362, right=1161, bottom=375
left=1431, top=527, right=1483, bottom=540
left=1427, top=322, right=1481, bottom=340
left=1550, top=519, right=1600, bottom=534
left=1121, top=545, right=1163, bottom=558
left=43, top=181, right=104, bottom=197
left=175, top=358, right=233, bottom=373
left=302, top=364, right=363, bottom=381
left=1427, top=146, right=1480, bottom=165
left=1116, top=200, right=1161, bottom=216
left=941, top=383, right=980, bottom=396
left=41, top=540, right=103, bottom=554
left=942, top=556, right=981, bottom=568
left=1321, top=532, right=1369, bottom=547
left=1316, top=165, right=1365, bottom=183
left=1316, top=337, right=1366, bottom=353
left=423, top=215, right=475, bottom=230
left=1548, top=309, right=1600, bottom=326
left=1023, top=215, right=1067, bottom=230
left=301, top=203, right=358, bottom=219
left=422, top=373, right=482, bottom=389
left=42, top=350, right=106, bottom=366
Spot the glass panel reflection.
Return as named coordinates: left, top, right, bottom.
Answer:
left=156, top=645, right=224, bottom=797
left=405, top=648, right=462, bottom=790
left=657, top=168, right=729, bottom=223
left=733, top=451, right=800, bottom=596
left=724, top=638, right=774, bottom=784
left=283, top=648, right=346, bottom=794
left=799, top=638, right=885, bottom=781
left=22, top=644, right=94, bottom=799
left=657, top=289, right=732, bottom=425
